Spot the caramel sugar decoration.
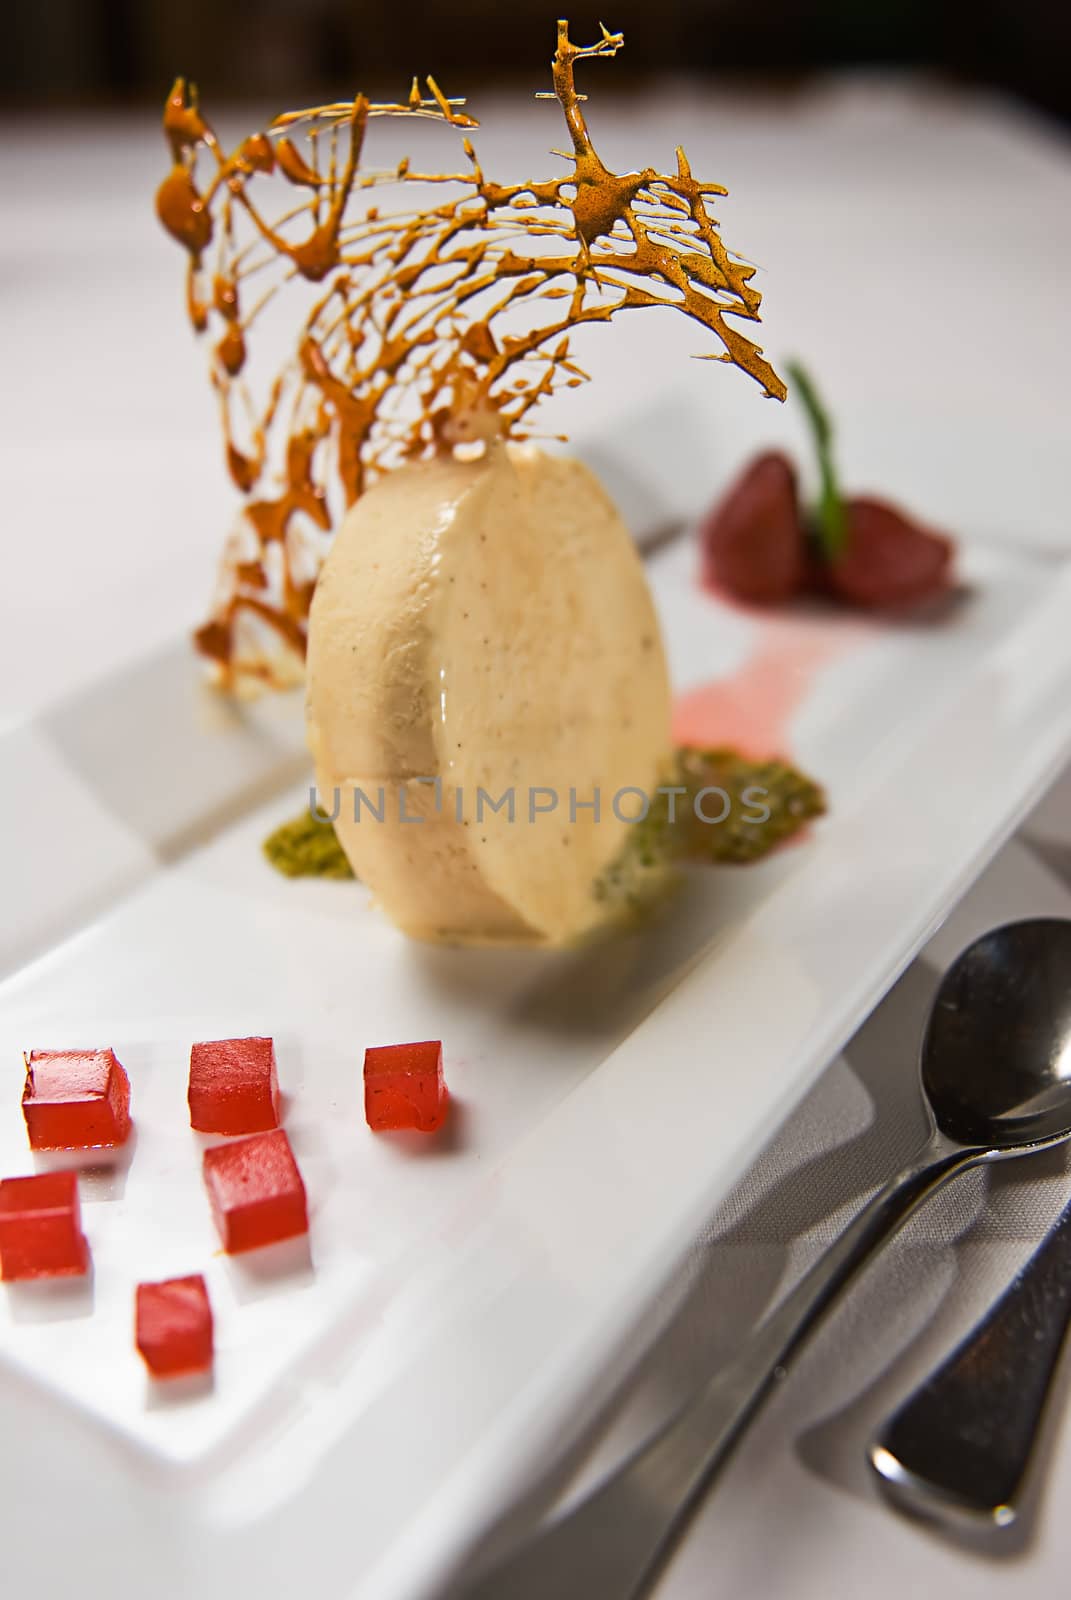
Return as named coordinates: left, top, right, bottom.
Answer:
left=158, top=21, right=785, bottom=689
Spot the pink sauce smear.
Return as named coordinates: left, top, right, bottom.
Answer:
left=673, top=586, right=869, bottom=759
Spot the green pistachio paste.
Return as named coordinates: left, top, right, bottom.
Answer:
left=595, top=746, right=826, bottom=910
left=263, top=808, right=355, bottom=879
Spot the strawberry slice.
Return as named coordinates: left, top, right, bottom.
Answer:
left=826, top=497, right=954, bottom=609
left=699, top=451, right=807, bottom=605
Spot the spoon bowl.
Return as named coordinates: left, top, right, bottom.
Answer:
left=922, top=918, right=1071, bottom=1151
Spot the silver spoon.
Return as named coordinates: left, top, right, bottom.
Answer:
left=448, top=918, right=1071, bottom=1600
left=870, top=915, right=1071, bottom=1528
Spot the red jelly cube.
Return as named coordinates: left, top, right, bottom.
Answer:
left=21, top=1048, right=132, bottom=1151
left=364, top=1040, right=448, bottom=1133
left=188, top=1036, right=280, bottom=1135
left=202, top=1128, right=308, bottom=1254
left=136, top=1274, right=213, bottom=1378
left=0, top=1171, right=90, bottom=1280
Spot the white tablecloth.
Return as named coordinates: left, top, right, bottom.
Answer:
left=3, top=72, right=1071, bottom=1599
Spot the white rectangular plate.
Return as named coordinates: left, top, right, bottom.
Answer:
left=2, top=515, right=1071, bottom=1600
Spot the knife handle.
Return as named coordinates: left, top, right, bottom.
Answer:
left=869, top=1195, right=1071, bottom=1527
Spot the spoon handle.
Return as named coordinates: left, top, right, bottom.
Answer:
left=869, top=1191, right=1071, bottom=1527
left=450, top=1132, right=973, bottom=1600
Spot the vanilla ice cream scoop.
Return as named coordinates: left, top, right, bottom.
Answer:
left=305, top=442, right=671, bottom=944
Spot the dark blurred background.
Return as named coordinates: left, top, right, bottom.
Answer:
left=5, top=0, right=1070, bottom=124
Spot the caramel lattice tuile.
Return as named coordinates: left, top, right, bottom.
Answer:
left=157, top=20, right=786, bottom=689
